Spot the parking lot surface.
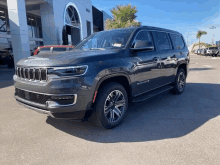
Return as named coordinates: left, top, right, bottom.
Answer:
left=0, top=54, right=220, bottom=165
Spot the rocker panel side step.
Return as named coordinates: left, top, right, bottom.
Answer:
left=132, top=85, right=174, bottom=103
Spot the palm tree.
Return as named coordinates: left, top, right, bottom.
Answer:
left=196, top=30, right=207, bottom=50
left=105, top=4, right=141, bottom=30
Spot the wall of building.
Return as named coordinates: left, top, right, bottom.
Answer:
left=2, top=0, right=110, bottom=67
left=40, top=0, right=93, bottom=45
left=102, top=11, right=112, bottom=30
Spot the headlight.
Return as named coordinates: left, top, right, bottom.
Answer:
left=48, top=65, right=88, bottom=77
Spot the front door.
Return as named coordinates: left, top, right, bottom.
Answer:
left=132, top=30, right=161, bottom=95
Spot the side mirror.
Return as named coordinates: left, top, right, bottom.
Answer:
left=131, top=40, right=154, bottom=51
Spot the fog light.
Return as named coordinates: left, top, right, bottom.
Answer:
left=46, top=101, right=59, bottom=107
left=48, top=95, right=76, bottom=106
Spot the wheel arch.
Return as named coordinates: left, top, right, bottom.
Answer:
left=92, top=73, right=132, bottom=107
left=177, top=63, right=188, bottom=77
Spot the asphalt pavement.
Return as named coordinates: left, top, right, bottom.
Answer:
left=0, top=54, right=219, bottom=165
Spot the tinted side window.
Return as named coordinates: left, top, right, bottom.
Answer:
left=153, top=32, right=171, bottom=50
left=170, top=34, right=185, bottom=49
left=132, top=30, right=153, bottom=48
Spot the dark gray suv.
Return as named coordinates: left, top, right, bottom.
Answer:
left=14, top=26, right=190, bottom=129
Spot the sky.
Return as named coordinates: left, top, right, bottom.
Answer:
left=92, top=0, right=220, bottom=46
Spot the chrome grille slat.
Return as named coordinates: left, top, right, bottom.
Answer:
left=28, top=68, right=30, bottom=79
left=21, top=68, right=24, bottom=78
left=33, top=68, right=35, bottom=80
left=16, top=67, right=47, bottom=82
left=19, top=67, right=21, bottom=77
left=25, top=68, right=29, bottom=79
left=39, top=69, right=41, bottom=81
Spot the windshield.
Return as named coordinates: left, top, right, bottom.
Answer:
left=75, top=29, right=134, bottom=50
left=40, top=48, right=51, bottom=52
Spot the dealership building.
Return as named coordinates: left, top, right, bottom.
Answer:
left=0, top=0, right=111, bottom=66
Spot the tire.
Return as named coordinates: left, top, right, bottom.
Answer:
left=171, top=68, right=186, bottom=95
left=91, top=82, right=128, bottom=129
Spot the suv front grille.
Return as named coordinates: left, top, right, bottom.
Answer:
left=16, top=67, right=47, bottom=81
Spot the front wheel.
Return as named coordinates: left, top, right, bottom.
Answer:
left=91, top=83, right=128, bottom=129
left=171, top=68, right=186, bottom=95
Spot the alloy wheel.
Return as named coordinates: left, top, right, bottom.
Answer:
left=177, top=72, right=185, bottom=92
left=104, top=90, right=125, bottom=123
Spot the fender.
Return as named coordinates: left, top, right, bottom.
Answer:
left=175, top=60, right=188, bottom=76
left=89, top=72, right=132, bottom=105
left=94, top=72, right=131, bottom=93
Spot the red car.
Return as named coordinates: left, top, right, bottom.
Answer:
left=34, top=45, right=74, bottom=55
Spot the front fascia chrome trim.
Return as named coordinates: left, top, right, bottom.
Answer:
left=15, top=87, right=77, bottom=96
left=16, top=99, right=55, bottom=118
left=15, top=91, right=77, bottom=108
left=15, top=95, right=47, bottom=109
left=46, top=94, right=77, bottom=108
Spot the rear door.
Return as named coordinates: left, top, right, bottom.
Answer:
left=152, top=31, right=176, bottom=85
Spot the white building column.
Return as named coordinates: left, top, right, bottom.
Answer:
left=7, top=0, right=30, bottom=66
left=40, top=1, right=61, bottom=45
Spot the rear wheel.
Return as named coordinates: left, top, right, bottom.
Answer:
left=91, top=82, right=128, bottom=129
left=171, top=68, right=186, bottom=95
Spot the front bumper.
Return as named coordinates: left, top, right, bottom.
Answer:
left=14, top=74, right=95, bottom=119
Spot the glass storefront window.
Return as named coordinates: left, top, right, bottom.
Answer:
left=26, top=14, right=43, bottom=39
left=0, top=7, right=7, bottom=33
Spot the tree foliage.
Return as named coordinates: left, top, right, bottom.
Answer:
left=105, top=4, right=141, bottom=30
left=196, top=30, right=207, bottom=50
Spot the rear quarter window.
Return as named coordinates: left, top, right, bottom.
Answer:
left=169, top=34, right=185, bottom=49
left=153, top=31, right=171, bottom=51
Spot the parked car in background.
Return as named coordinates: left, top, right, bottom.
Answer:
left=194, top=49, right=201, bottom=54
left=194, top=49, right=198, bottom=54
left=33, top=45, right=75, bottom=55
left=14, top=26, right=189, bottom=129
left=206, top=47, right=219, bottom=57
left=197, top=49, right=202, bottom=55
left=0, top=48, right=14, bottom=68
left=200, top=48, right=207, bottom=56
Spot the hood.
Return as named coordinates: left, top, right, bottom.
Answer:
left=17, top=49, right=123, bottom=67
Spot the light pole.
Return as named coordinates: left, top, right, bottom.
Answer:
left=210, top=26, right=216, bottom=45
left=187, top=32, right=189, bottom=46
